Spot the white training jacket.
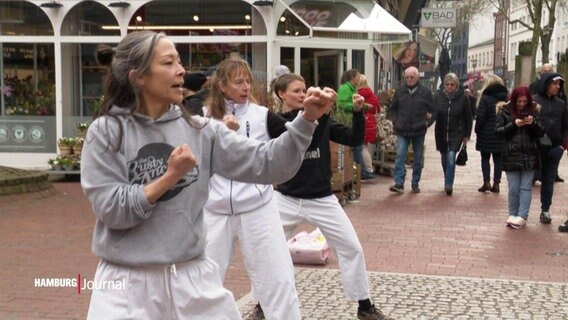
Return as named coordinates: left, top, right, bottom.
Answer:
left=204, top=101, right=274, bottom=215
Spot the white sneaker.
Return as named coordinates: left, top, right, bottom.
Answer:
left=510, top=216, right=526, bottom=229
left=506, top=215, right=516, bottom=227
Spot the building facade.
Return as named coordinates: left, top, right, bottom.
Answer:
left=466, top=39, right=494, bottom=90
left=0, top=0, right=410, bottom=168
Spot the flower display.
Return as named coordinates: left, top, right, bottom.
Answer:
left=2, top=75, right=55, bottom=116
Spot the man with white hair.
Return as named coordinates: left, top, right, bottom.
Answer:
left=387, top=66, right=436, bottom=193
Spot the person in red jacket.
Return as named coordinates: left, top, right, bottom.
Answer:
left=357, top=74, right=380, bottom=179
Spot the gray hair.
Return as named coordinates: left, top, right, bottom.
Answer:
left=113, top=31, right=165, bottom=108
left=96, top=31, right=167, bottom=114
left=443, top=73, right=459, bottom=86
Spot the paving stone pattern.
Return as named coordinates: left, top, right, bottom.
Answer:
left=239, top=268, right=568, bottom=320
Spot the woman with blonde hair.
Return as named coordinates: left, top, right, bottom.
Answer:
left=356, top=74, right=380, bottom=179
left=434, top=73, right=473, bottom=195
left=203, top=58, right=339, bottom=320
left=475, top=74, right=508, bottom=193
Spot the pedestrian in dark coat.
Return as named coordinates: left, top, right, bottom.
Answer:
left=475, top=75, right=508, bottom=193
left=434, top=73, right=473, bottom=195
left=495, top=86, right=545, bottom=229
left=531, top=73, right=568, bottom=227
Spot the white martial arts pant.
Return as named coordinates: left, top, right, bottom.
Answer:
left=274, top=191, right=371, bottom=301
left=204, top=198, right=301, bottom=320
left=87, top=258, right=241, bottom=320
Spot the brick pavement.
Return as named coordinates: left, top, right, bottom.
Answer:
left=1, top=130, right=567, bottom=319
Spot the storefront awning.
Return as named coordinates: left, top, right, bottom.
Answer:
left=277, top=0, right=411, bottom=43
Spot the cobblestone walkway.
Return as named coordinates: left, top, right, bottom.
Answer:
left=238, top=267, right=568, bottom=320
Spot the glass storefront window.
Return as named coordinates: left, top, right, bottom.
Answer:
left=61, top=0, right=120, bottom=36
left=123, top=1, right=266, bottom=74
left=126, top=0, right=265, bottom=36
left=352, top=50, right=365, bottom=73
left=2, top=43, right=55, bottom=116
left=0, top=1, right=53, bottom=36
left=60, top=43, right=108, bottom=118
left=301, top=48, right=345, bottom=89
left=178, top=42, right=256, bottom=72
left=280, top=47, right=295, bottom=72
left=276, top=9, right=310, bottom=37
left=1, top=42, right=56, bottom=153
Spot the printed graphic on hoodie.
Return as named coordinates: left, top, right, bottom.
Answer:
left=127, top=143, right=199, bottom=201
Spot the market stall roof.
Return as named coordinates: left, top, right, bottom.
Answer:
left=277, top=0, right=411, bottom=43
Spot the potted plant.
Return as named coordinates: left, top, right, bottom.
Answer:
left=59, top=156, right=78, bottom=171
left=76, top=122, right=90, bottom=138
left=57, top=137, right=75, bottom=156
left=73, top=137, right=84, bottom=156
left=48, top=158, right=62, bottom=171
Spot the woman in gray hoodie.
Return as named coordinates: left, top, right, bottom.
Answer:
left=80, top=31, right=335, bottom=320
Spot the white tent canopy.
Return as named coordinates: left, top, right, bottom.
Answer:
left=332, top=3, right=411, bottom=35
left=279, top=0, right=411, bottom=42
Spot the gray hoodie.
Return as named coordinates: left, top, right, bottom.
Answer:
left=80, top=105, right=315, bottom=266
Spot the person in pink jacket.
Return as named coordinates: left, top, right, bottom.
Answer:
left=357, top=74, right=380, bottom=180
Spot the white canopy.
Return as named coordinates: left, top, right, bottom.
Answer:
left=280, top=0, right=412, bottom=42
left=331, top=3, right=411, bottom=35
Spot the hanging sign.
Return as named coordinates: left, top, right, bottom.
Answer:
left=420, top=8, right=457, bottom=28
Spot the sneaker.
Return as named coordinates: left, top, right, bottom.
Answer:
left=357, top=305, right=392, bottom=320
left=250, top=303, right=264, bottom=320
left=411, top=184, right=420, bottom=193
left=555, top=175, right=564, bottom=183
left=509, top=216, right=526, bottom=229
left=362, top=172, right=378, bottom=180
left=559, top=219, right=568, bottom=232
left=540, top=211, right=552, bottom=224
left=389, top=184, right=404, bottom=193
left=506, top=215, right=516, bottom=227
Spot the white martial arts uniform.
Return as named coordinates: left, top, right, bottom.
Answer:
left=87, top=258, right=241, bottom=320
left=274, top=191, right=370, bottom=301
left=204, top=102, right=301, bottom=320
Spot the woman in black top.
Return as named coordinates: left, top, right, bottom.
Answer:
left=475, top=75, right=508, bottom=193
left=495, top=86, right=545, bottom=229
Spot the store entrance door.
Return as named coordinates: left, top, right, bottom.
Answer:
left=314, top=50, right=344, bottom=89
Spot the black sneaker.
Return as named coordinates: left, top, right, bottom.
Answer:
left=559, top=220, right=568, bottom=232
left=411, top=184, right=420, bottom=193
left=362, top=172, right=378, bottom=180
left=250, top=303, right=265, bottom=320
left=357, top=305, right=392, bottom=320
left=389, top=184, right=404, bottom=193
left=540, top=211, right=552, bottom=224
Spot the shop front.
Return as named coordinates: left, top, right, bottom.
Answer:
left=0, top=0, right=409, bottom=169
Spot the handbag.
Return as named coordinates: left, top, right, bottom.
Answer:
left=456, top=145, right=468, bottom=166
left=536, top=133, right=552, bottom=154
